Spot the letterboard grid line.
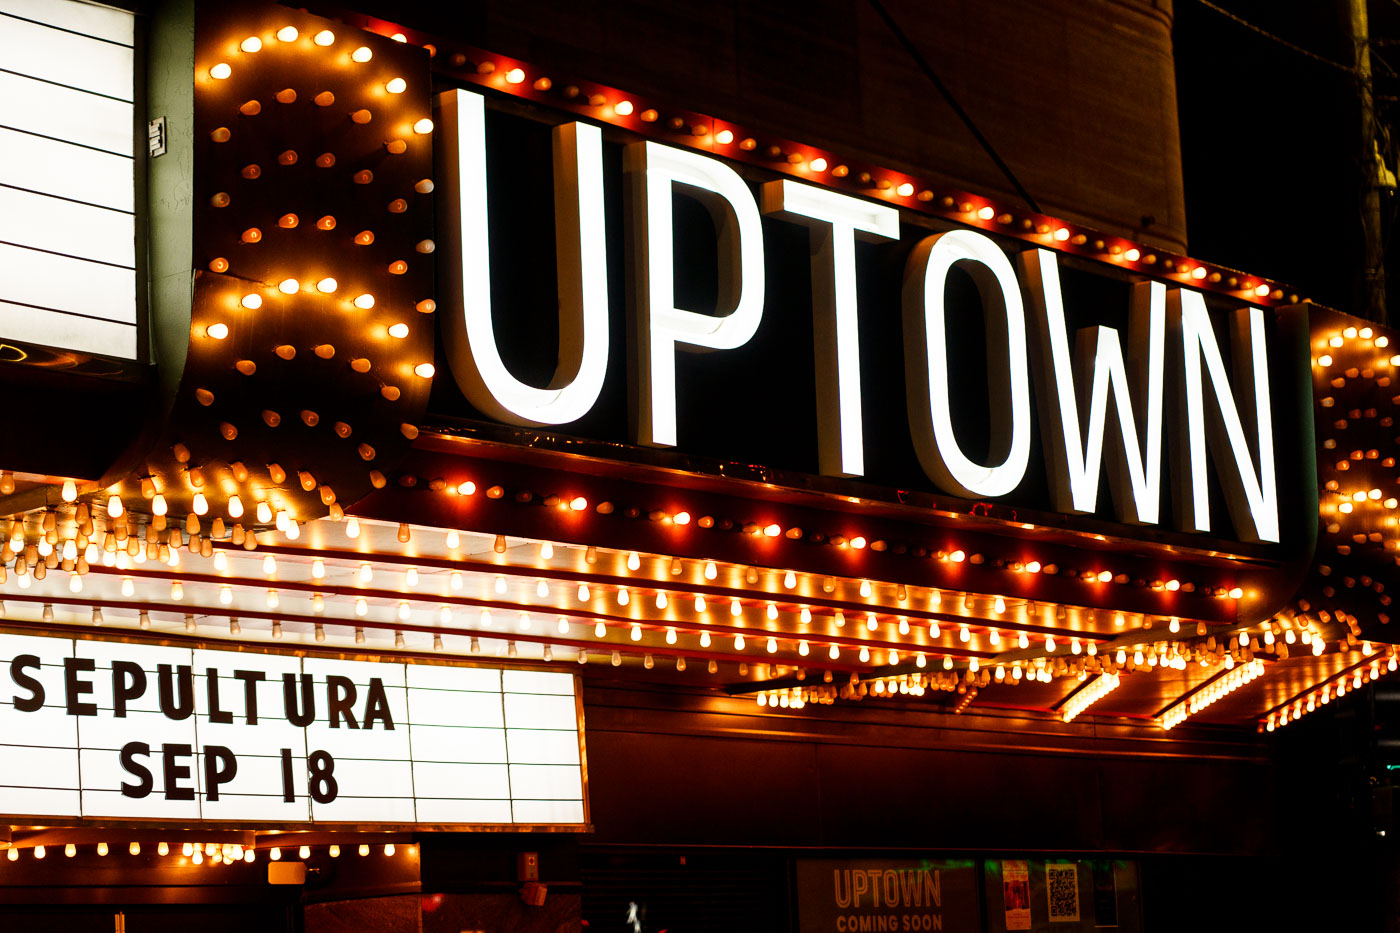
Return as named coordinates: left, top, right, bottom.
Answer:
left=0, top=238, right=134, bottom=271
left=70, top=638, right=86, bottom=818
left=401, top=663, right=419, bottom=825
left=0, top=65, right=132, bottom=104
left=0, top=122, right=136, bottom=161
left=0, top=10, right=133, bottom=49
left=190, top=649, right=206, bottom=822
left=499, top=679, right=515, bottom=823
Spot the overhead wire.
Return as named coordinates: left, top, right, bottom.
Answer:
left=866, top=0, right=1041, bottom=213
left=1192, top=0, right=1356, bottom=73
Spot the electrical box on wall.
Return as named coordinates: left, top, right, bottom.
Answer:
left=518, top=851, right=540, bottom=881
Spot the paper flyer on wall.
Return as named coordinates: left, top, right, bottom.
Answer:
left=1002, top=859, right=1031, bottom=930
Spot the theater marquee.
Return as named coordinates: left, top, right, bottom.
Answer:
left=0, top=632, right=587, bottom=828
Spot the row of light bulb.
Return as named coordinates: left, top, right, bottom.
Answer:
left=1160, top=659, right=1266, bottom=730
left=442, top=475, right=1238, bottom=606
left=3, top=840, right=402, bottom=861
left=6, top=499, right=1259, bottom=671
left=3, top=506, right=1266, bottom=695
left=1263, top=650, right=1399, bottom=732
left=458, top=47, right=1289, bottom=303
left=1059, top=673, right=1123, bottom=723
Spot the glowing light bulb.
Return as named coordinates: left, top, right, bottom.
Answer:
left=594, top=621, right=607, bottom=638
left=276, top=26, right=297, bottom=41
left=209, top=62, right=232, bottom=80
left=694, top=595, right=706, bottom=613
left=352, top=46, right=372, bottom=62
left=314, top=29, right=334, bottom=46
left=388, top=322, right=409, bottom=338
left=277, top=279, right=299, bottom=295
left=734, top=634, right=746, bottom=650
left=704, top=561, right=717, bottom=580
left=228, top=495, right=244, bottom=519
left=627, top=552, right=641, bottom=571
left=386, top=77, right=407, bottom=94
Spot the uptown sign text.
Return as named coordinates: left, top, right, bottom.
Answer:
left=438, top=89, right=1279, bottom=544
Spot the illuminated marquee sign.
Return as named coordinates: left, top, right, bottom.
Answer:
left=0, top=0, right=139, bottom=359
left=436, top=88, right=1287, bottom=545
left=0, top=632, right=586, bottom=827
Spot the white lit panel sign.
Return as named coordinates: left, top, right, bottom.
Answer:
left=0, top=633, right=587, bottom=826
left=0, top=0, right=138, bottom=359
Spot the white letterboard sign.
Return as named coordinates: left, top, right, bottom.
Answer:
left=0, top=633, right=587, bottom=826
left=0, top=0, right=139, bottom=359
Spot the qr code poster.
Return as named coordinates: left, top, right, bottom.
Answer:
left=1047, top=862, right=1081, bottom=922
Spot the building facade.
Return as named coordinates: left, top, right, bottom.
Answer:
left=0, top=1, right=1392, bottom=931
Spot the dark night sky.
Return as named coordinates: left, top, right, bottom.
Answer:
left=1173, top=0, right=1390, bottom=319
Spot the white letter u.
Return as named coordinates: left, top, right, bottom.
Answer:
left=437, top=88, right=609, bottom=425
